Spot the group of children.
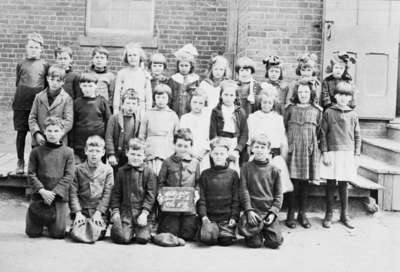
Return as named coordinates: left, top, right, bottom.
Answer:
left=17, top=32, right=361, bottom=248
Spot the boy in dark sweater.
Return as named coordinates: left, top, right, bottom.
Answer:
left=110, top=138, right=157, bottom=244
left=157, top=128, right=201, bottom=241
left=198, top=137, right=240, bottom=246
left=54, top=46, right=80, bottom=99
left=71, top=73, right=111, bottom=163
left=25, top=116, right=75, bottom=238
left=13, top=32, right=49, bottom=174
left=240, top=134, right=283, bottom=249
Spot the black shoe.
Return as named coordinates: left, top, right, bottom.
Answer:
left=322, top=212, right=333, bottom=228
left=285, top=211, right=297, bottom=229
left=297, top=212, right=311, bottom=228
left=16, top=159, right=25, bottom=174
left=340, top=215, right=354, bottom=229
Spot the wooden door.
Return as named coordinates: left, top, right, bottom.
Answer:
left=323, top=0, right=400, bottom=120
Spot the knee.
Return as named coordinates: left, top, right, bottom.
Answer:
left=135, top=236, right=150, bottom=244
left=111, top=233, right=131, bottom=244
left=25, top=229, right=42, bottom=238
left=48, top=228, right=66, bottom=239
left=218, top=237, right=234, bottom=246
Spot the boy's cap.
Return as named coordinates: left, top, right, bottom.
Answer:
left=152, top=233, right=185, bottom=247
left=334, top=81, right=354, bottom=96
left=238, top=212, right=264, bottom=237
left=28, top=201, right=56, bottom=226
left=200, top=220, right=219, bottom=244
left=28, top=32, right=44, bottom=46
left=70, top=218, right=104, bottom=243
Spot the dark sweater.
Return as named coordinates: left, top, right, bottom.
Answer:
left=28, top=142, right=75, bottom=202
left=72, top=96, right=111, bottom=151
left=240, top=160, right=282, bottom=216
left=320, top=75, right=355, bottom=110
left=198, top=165, right=240, bottom=222
left=62, top=68, right=80, bottom=99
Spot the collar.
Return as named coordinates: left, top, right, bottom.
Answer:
left=171, top=73, right=199, bottom=84
left=45, top=141, right=62, bottom=148
left=212, top=164, right=229, bottom=171
left=171, top=154, right=193, bottom=163
left=330, top=104, right=353, bottom=112
left=47, top=88, right=62, bottom=98
left=253, top=159, right=269, bottom=166
left=124, top=163, right=144, bottom=172
left=151, top=74, right=167, bottom=81
left=91, top=65, right=107, bottom=73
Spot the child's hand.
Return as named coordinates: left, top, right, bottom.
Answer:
left=264, top=212, right=276, bottom=225
left=35, top=133, right=46, bottom=145
left=38, top=189, right=56, bottom=205
left=157, top=193, right=164, bottom=205
left=91, top=210, right=104, bottom=227
left=322, top=152, right=331, bottom=166
left=194, top=190, right=200, bottom=204
left=137, top=210, right=149, bottom=227
left=228, top=218, right=236, bottom=227
left=202, top=216, right=211, bottom=224
left=74, top=211, right=86, bottom=226
left=247, top=210, right=261, bottom=227
left=111, top=212, right=120, bottom=224
left=108, top=155, right=118, bottom=166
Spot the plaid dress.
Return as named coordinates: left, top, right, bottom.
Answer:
left=284, top=104, right=322, bottom=180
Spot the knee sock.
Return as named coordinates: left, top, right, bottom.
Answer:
left=16, top=130, right=28, bottom=160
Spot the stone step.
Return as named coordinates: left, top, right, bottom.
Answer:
left=387, top=123, right=400, bottom=141
left=362, top=137, right=400, bottom=166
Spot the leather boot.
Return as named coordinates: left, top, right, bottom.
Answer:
left=16, top=159, right=25, bottom=174
left=322, top=180, right=335, bottom=228
left=338, top=182, right=354, bottom=229
left=285, top=192, right=297, bottom=228
left=297, top=181, right=311, bottom=228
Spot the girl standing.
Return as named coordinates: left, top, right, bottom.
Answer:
left=320, top=82, right=360, bottom=229
left=148, top=53, right=169, bottom=97
left=284, top=79, right=322, bottom=229
left=168, top=44, right=200, bottom=117
left=114, top=43, right=152, bottom=114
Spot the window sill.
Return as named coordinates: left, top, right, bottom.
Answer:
left=79, top=34, right=158, bottom=49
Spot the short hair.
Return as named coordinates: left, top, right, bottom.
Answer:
left=250, top=134, right=271, bottom=148
left=154, top=83, right=172, bottom=97
left=218, top=80, right=240, bottom=106
left=190, top=88, right=207, bottom=104
left=210, top=137, right=230, bottom=151
left=79, top=73, right=98, bottom=84
left=92, top=46, right=109, bottom=58
left=47, top=65, right=66, bottom=80
left=44, top=116, right=64, bottom=129
left=173, top=128, right=193, bottom=145
left=54, top=46, right=73, bottom=58
left=122, top=89, right=140, bottom=104
left=122, top=43, right=146, bottom=65
left=27, top=32, right=44, bottom=46
left=235, top=56, right=256, bottom=74
left=290, top=81, right=318, bottom=105
left=85, top=135, right=105, bottom=149
left=127, top=138, right=146, bottom=152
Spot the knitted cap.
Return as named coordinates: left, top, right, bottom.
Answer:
left=174, top=44, right=198, bottom=63
left=200, top=221, right=219, bottom=244
left=238, top=212, right=264, bottom=237
left=152, top=233, right=186, bottom=247
left=27, top=32, right=44, bottom=46
left=150, top=53, right=167, bottom=64
left=28, top=201, right=56, bottom=226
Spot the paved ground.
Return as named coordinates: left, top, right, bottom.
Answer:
left=0, top=189, right=399, bottom=272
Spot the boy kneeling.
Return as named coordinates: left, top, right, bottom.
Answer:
left=239, top=134, right=283, bottom=249
left=110, top=138, right=157, bottom=244
left=69, top=135, right=114, bottom=243
left=25, top=117, right=74, bottom=239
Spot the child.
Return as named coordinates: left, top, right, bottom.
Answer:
left=84, top=46, right=115, bottom=109
left=114, top=43, right=152, bottom=114
left=320, top=82, right=361, bottom=229
left=240, top=134, right=283, bottom=249
left=180, top=89, right=211, bottom=171
left=286, top=53, right=321, bottom=105
left=54, top=46, right=80, bottom=99
left=284, top=79, right=322, bottom=229
left=110, top=138, right=157, bottom=244
left=199, top=55, right=231, bottom=111
left=209, top=80, right=248, bottom=171
left=71, top=73, right=111, bottom=163
left=262, top=55, right=290, bottom=114
left=106, top=89, right=141, bottom=169
left=13, top=32, right=49, bottom=174
left=149, top=52, right=169, bottom=97
left=139, top=84, right=179, bottom=175
left=28, top=65, right=73, bottom=147
left=198, top=138, right=240, bottom=246
left=247, top=86, right=292, bottom=194
left=320, top=51, right=356, bottom=110
left=157, top=128, right=201, bottom=241
left=25, top=116, right=74, bottom=238
left=69, top=136, right=114, bottom=243
left=168, top=44, right=200, bottom=117
left=235, top=56, right=262, bottom=117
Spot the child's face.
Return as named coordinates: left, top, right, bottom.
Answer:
left=151, top=63, right=164, bottom=76
left=298, top=85, right=311, bottom=104
left=56, top=52, right=73, bottom=71
left=212, top=63, right=226, bottom=80
left=44, top=125, right=63, bottom=144
left=238, top=67, right=252, bottom=82
left=260, top=96, right=274, bottom=113
left=92, top=53, right=108, bottom=69
left=221, top=88, right=236, bottom=107
left=85, top=146, right=105, bottom=165
left=126, top=49, right=141, bottom=67
left=300, top=67, right=313, bottom=77
left=175, top=138, right=192, bottom=158
left=268, top=67, right=281, bottom=82
left=252, top=142, right=270, bottom=161
left=80, top=82, right=97, bottom=97
left=126, top=149, right=145, bottom=167
left=210, top=146, right=228, bottom=166
left=190, top=95, right=205, bottom=114
left=26, top=40, right=42, bottom=59
left=178, top=61, right=191, bottom=75
left=122, top=98, right=138, bottom=115
left=155, top=93, right=169, bottom=109
left=332, top=63, right=346, bottom=79
left=335, top=93, right=352, bottom=107
left=47, top=76, right=64, bottom=92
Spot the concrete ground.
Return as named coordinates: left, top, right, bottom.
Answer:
left=0, top=189, right=399, bottom=272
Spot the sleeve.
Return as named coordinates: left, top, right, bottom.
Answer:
left=319, top=111, right=329, bottom=153
left=15, top=63, right=21, bottom=87
left=144, top=76, right=153, bottom=111
left=283, top=105, right=291, bottom=131
left=198, top=172, right=208, bottom=219
left=320, top=80, right=331, bottom=109
left=239, top=165, right=252, bottom=212
left=157, top=160, right=169, bottom=189
left=96, top=166, right=114, bottom=214
left=173, top=112, right=180, bottom=135
left=28, top=95, right=41, bottom=135
left=103, top=99, right=111, bottom=125
left=69, top=168, right=82, bottom=213
left=235, top=110, right=248, bottom=152
left=194, top=161, right=201, bottom=192
left=72, top=73, right=81, bottom=99
left=285, top=82, right=295, bottom=105
left=230, top=171, right=240, bottom=222
left=142, top=167, right=157, bottom=212
left=62, top=96, right=74, bottom=135
left=105, top=115, right=117, bottom=156
left=108, top=73, right=116, bottom=108
left=138, top=113, right=148, bottom=141
left=113, top=70, right=123, bottom=114
left=27, top=149, right=44, bottom=193
left=52, top=149, right=75, bottom=201
left=209, top=109, right=217, bottom=140
left=269, top=168, right=283, bottom=215
left=110, top=170, right=122, bottom=213
left=247, top=114, right=254, bottom=146
left=354, top=114, right=361, bottom=156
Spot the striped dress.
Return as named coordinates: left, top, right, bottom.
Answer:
left=284, top=104, right=322, bottom=180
